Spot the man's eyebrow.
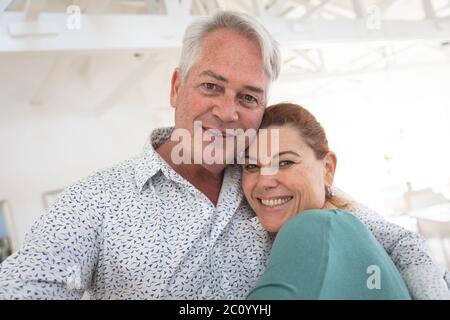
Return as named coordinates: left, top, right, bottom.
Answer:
left=243, top=85, right=264, bottom=95
left=199, top=70, right=265, bottom=95
left=199, top=70, right=228, bottom=82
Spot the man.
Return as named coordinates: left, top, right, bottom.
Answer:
left=0, top=11, right=449, bottom=300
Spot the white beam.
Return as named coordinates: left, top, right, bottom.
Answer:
left=422, top=0, right=436, bottom=19
left=85, top=0, right=111, bottom=14
left=252, top=0, right=267, bottom=17
left=165, top=0, right=192, bottom=18
left=352, top=0, right=366, bottom=19
left=145, top=0, right=161, bottom=14
left=93, top=54, right=158, bottom=116
left=267, top=0, right=290, bottom=15
left=285, top=19, right=450, bottom=46
left=120, top=0, right=147, bottom=9
left=193, top=0, right=207, bottom=15
left=30, top=55, right=74, bottom=105
left=201, top=0, right=220, bottom=15
left=0, top=0, right=13, bottom=14
left=293, top=49, right=322, bottom=71
left=1, top=13, right=193, bottom=51
left=7, top=20, right=58, bottom=37
left=379, top=0, right=398, bottom=13
left=322, top=3, right=355, bottom=19
left=79, top=56, right=95, bottom=88
left=215, top=0, right=226, bottom=10
left=72, top=0, right=89, bottom=13
left=24, top=0, right=46, bottom=21
left=1, top=13, right=450, bottom=53
left=436, top=2, right=450, bottom=13
left=317, top=48, right=326, bottom=72
left=8, top=0, right=58, bottom=38
left=283, top=0, right=313, bottom=18
left=279, top=60, right=450, bottom=83
left=192, top=0, right=220, bottom=15
left=299, top=0, right=332, bottom=22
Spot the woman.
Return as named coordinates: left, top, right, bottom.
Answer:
left=242, top=103, right=411, bottom=300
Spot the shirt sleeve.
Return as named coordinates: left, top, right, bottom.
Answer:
left=0, top=173, right=106, bottom=299
left=334, top=187, right=450, bottom=300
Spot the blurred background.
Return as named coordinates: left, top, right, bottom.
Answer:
left=0, top=0, right=450, bottom=270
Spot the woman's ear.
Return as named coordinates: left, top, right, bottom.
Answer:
left=170, top=68, right=182, bottom=108
left=323, top=151, right=337, bottom=187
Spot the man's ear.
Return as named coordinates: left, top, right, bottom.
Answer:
left=323, top=151, right=337, bottom=187
left=170, top=68, right=182, bottom=108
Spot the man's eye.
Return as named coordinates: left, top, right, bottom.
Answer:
left=202, top=83, right=219, bottom=91
left=279, top=160, right=294, bottom=168
left=244, top=164, right=259, bottom=172
left=239, top=94, right=258, bottom=107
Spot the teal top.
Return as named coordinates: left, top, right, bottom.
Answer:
left=247, top=209, right=411, bottom=300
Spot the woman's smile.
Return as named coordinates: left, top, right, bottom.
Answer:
left=257, top=196, right=293, bottom=208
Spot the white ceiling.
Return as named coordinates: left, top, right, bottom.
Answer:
left=0, top=0, right=449, bottom=116
left=3, top=0, right=450, bottom=19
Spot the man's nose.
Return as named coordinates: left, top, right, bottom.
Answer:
left=213, top=95, right=238, bottom=122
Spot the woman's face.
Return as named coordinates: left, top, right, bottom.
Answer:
left=242, top=125, right=336, bottom=233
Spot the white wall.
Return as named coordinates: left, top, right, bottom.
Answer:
left=0, top=53, right=176, bottom=248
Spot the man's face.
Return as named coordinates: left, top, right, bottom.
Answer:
left=170, top=28, right=269, bottom=166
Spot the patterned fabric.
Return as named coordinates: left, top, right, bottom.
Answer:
left=0, top=127, right=449, bottom=300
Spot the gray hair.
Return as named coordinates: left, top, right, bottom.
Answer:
left=179, top=11, right=281, bottom=83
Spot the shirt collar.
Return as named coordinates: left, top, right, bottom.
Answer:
left=134, top=126, right=272, bottom=239
left=133, top=127, right=248, bottom=209
left=134, top=126, right=174, bottom=191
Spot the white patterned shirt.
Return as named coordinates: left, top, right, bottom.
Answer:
left=0, top=127, right=449, bottom=299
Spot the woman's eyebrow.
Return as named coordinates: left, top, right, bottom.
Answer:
left=244, top=154, right=257, bottom=162
left=244, top=151, right=300, bottom=163
left=274, top=151, right=301, bottom=158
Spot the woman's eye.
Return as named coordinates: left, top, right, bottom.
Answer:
left=244, top=164, right=259, bottom=172
left=279, top=160, right=294, bottom=168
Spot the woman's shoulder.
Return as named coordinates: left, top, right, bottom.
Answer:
left=279, top=209, right=367, bottom=240
left=289, top=209, right=359, bottom=225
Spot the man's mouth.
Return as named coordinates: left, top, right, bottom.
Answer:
left=202, top=126, right=238, bottom=138
left=257, top=196, right=293, bottom=207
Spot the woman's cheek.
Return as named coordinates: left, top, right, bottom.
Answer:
left=297, top=184, right=317, bottom=212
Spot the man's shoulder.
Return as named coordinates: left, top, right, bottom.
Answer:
left=63, top=157, right=140, bottom=199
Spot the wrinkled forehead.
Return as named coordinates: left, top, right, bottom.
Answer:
left=194, top=30, right=269, bottom=87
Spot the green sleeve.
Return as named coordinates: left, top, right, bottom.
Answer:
left=247, top=210, right=411, bottom=300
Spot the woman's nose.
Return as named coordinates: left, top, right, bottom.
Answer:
left=256, top=173, right=279, bottom=190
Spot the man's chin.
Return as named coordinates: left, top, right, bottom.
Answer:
left=198, top=162, right=228, bottom=176
left=197, top=148, right=242, bottom=165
